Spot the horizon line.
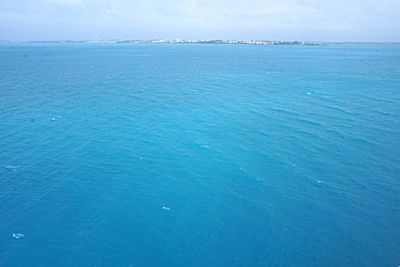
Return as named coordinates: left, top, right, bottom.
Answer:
left=1, top=39, right=400, bottom=45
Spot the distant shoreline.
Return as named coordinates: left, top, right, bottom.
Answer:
left=1, top=40, right=399, bottom=45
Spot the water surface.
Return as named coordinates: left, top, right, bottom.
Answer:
left=0, top=44, right=399, bottom=266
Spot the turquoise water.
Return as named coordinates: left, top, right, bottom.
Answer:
left=0, top=44, right=399, bottom=266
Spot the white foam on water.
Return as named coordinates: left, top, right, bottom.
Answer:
left=162, top=206, right=171, bottom=211
left=306, top=92, right=312, bottom=95
left=51, top=117, right=56, bottom=121
left=12, top=233, right=24, bottom=239
left=6, top=165, right=20, bottom=171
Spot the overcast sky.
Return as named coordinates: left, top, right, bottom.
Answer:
left=1, top=0, right=399, bottom=41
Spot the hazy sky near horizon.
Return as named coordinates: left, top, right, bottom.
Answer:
left=1, top=0, right=399, bottom=41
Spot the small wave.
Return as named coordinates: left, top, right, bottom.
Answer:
left=12, top=233, right=24, bottom=239
left=6, top=165, right=20, bottom=171
left=51, top=115, right=62, bottom=121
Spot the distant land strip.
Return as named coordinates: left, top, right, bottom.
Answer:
left=1, top=39, right=400, bottom=45
left=0, top=39, right=320, bottom=45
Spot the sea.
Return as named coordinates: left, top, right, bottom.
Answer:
left=0, top=44, right=399, bottom=267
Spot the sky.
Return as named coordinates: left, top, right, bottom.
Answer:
left=0, top=0, right=399, bottom=41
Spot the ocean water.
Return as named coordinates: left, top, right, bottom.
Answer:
left=0, top=44, right=399, bottom=267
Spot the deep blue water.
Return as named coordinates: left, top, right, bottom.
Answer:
left=0, top=44, right=399, bottom=267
